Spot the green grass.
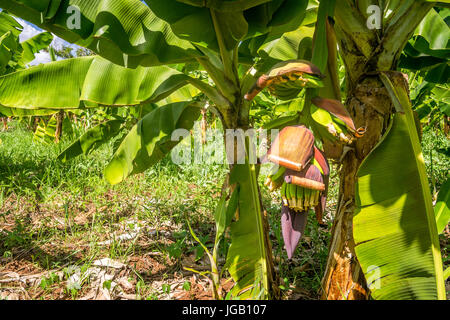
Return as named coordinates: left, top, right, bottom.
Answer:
left=0, top=121, right=228, bottom=299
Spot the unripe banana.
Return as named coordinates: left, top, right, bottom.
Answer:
left=309, top=190, right=318, bottom=207
left=288, top=183, right=296, bottom=208
left=303, top=188, right=311, bottom=211
left=296, top=185, right=304, bottom=211
left=285, top=182, right=291, bottom=206
left=281, top=182, right=288, bottom=206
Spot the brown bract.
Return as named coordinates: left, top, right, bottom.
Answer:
left=267, top=125, right=315, bottom=172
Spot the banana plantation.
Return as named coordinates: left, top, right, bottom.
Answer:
left=0, top=0, right=449, bottom=301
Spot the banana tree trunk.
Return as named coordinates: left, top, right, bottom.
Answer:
left=55, top=110, right=64, bottom=143
left=322, top=75, right=394, bottom=299
left=321, top=0, right=433, bottom=300
left=221, top=114, right=279, bottom=299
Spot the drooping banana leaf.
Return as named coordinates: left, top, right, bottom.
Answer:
left=146, top=0, right=245, bottom=50
left=58, top=119, right=124, bottom=162
left=244, top=0, right=309, bottom=39
left=257, top=25, right=315, bottom=67
left=0, top=11, right=22, bottom=73
left=18, top=31, right=54, bottom=67
left=0, top=0, right=309, bottom=68
left=0, top=11, right=22, bottom=38
left=354, top=73, right=446, bottom=300
left=104, top=101, right=201, bottom=185
left=0, top=105, right=58, bottom=117
left=0, top=56, right=209, bottom=110
left=0, top=11, right=54, bottom=74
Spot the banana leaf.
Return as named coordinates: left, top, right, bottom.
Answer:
left=104, top=101, right=201, bottom=185
left=400, top=8, right=450, bottom=84
left=33, top=114, right=58, bottom=144
left=0, top=0, right=309, bottom=67
left=58, top=119, right=124, bottom=162
left=0, top=0, right=201, bottom=68
left=435, top=178, right=450, bottom=234
left=354, top=73, right=446, bottom=300
left=19, top=31, right=54, bottom=67
left=0, top=56, right=203, bottom=110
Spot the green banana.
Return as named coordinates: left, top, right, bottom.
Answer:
left=303, top=188, right=311, bottom=211
left=309, top=190, right=317, bottom=208
left=313, top=190, right=320, bottom=207
left=281, top=182, right=288, bottom=206
left=296, top=186, right=304, bottom=212
left=288, top=183, right=297, bottom=208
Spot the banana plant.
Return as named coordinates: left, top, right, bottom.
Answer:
left=0, top=0, right=448, bottom=301
left=320, top=1, right=449, bottom=300
left=0, top=0, right=323, bottom=299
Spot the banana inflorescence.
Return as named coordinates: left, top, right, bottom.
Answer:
left=265, top=126, right=331, bottom=259
left=246, top=59, right=364, bottom=259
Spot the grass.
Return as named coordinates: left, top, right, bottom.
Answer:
left=0, top=120, right=448, bottom=300
left=0, top=121, right=227, bottom=300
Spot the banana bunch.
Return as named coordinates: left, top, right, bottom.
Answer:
left=311, top=97, right=366, bottom=144
left=265, top=125, right=332, bottom=259
left=280, top=182, right=321, bottom=212
left=264, top=166, right=286, bottom=192
left=267, top=72, right=324, bottom=101
left=244, top=60, right=325, bottom=101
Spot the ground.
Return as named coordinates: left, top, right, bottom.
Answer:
left=0, top=121, right=448, bottom=300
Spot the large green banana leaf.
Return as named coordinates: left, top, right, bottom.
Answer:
left=148, top=0, right=309, bottom=50
left=354, top=74, right=446, bottom=300
left=0, top=56, right=206, bottom=109
left=104, top=101, right=201, bottom=185
left=0, top=0, right=201, bottom=68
